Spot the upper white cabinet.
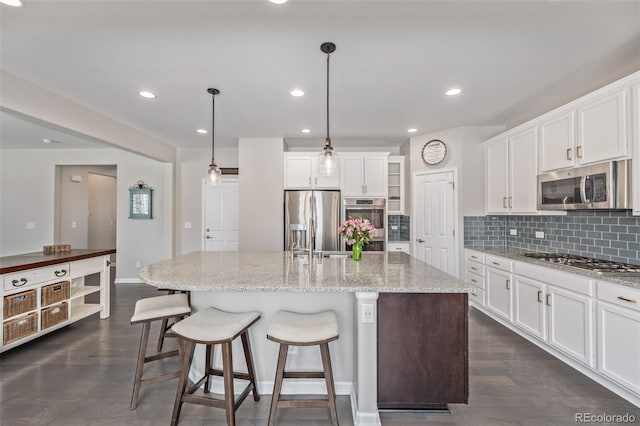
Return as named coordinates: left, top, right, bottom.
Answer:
left=284, top=153, right=339, bottom=189
left=633, top=84, right=640, bottom=216
left=485, top=126, right=538, bottom=214
left=538, top=86, right=630, bottom=172
left=387, top=156, right=405, bottom=214
left=538, top=111, right=575, bottom=172
left=340, top=154, right=388, bottom=197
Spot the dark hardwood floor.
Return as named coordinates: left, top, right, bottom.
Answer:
left=1, top=282, right=638, bottom=425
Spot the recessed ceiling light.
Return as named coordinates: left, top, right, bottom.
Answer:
left=42, top=138, right=52, bottom=144
left=290, top=89, right=305, bottom=97
left=269, top=0, right=288, bottom=4
left=446, top=88, right=462, bottom=96
left=138, top=90, right=156, bottom=99
left=301, top=129, right=311, bottom=133
left=0, top=0, right=23, bottom=7
left=197, top=129, right=207, bottom=134
left=408, top=128, right=418, bottom=133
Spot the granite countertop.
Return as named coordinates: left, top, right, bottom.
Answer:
left=139, top=251, right=473, bottom=293
left=465, top=245, right=640, bottom=290
left=0, top=249, right=116, bottom=274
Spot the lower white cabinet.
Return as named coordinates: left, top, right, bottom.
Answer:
left=597, top=281, right=640, bottom=395
left=486, top=267, right=512, bottom=321
left=465, top=249, right=639, bottom=406
left=387, top=242, right=410, bottom=254
left=513, top=275, right=546, bottom=340
left=547, top=285, right=594, bottom=367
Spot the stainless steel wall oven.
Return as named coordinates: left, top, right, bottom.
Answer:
left=343, top=197, right=386, bottom=251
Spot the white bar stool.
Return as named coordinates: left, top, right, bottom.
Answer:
left=170, top=307, right=261, bottom=426
left=266, top=310, right=340, bottom=426
left=130, top=293, right=191, bottom=409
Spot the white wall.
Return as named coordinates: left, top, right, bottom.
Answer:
left=407, top=126, right=503, bottom=276
left=175, top=146, right=239, bottom=255
left=0, top=148, right=172, bottom=280
left=238, top=138, right=284, bottom=251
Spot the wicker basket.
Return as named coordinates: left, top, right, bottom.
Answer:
left=41, top=302, right=68, bottom=330
left=3, top=289, right=37, bottom=319
left=3, top=312, right=38, bottom=345
left=42, top=281, right=70, bottom=307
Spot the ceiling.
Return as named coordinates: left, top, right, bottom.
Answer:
left=1, top=0, right=639, bottom=150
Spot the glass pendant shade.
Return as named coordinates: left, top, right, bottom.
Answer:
left=206, top=162, right=222, bottom=185
left=317, top=141, right=338, bottom=177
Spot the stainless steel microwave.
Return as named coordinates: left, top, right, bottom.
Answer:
left=537, top=160, right=631, bottom=210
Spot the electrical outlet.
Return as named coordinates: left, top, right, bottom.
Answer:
left=391, top=225, right=398, bottom=230
left=71, top=221, right=77, bottom=229
left=135, top=261, right=141, bottom=269
left=26, top=222, right=35, bottom=230
left=288, top=346, right=298, bottom=355
left=510, top=229, right=517, bottom=236
left=184, top=222, right=192, bottom=229
left=535, top=231, right=545, bottom=239
left=362, top=304, right=374, bottom=323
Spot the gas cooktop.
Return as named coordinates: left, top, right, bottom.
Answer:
left=523, top=253, right=640, bottom=274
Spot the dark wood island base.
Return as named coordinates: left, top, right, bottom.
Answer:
left=377, top=293, right=469, bottom=410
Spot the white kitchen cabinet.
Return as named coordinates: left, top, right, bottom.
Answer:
left=513, top=275, right=546, bottom=341
left=538, top=86, right=630, bottom=172
left=597, top=282, right=640, bottom=395
left=485, top=126, right=537, bottom=214
left=577, top=88, right=628, bottom=165
left=486, top=267, right=512, bottom=322
left=547, top=285, right=594, bottom=367
left=284, top=153, right=339, bottom=189
left=340, top=154, right=388, bottom=197
left=465, top=249, right=486, bottom=308
left=632, top=84, right=640, bottom=216
left=538, top=111, right=575, bottom=172
left=387, top=156, right=405, bottom=214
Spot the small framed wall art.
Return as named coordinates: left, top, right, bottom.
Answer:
left=128, top=181, right=153, bottom=219
left=421, top=139, right=447, bottom=165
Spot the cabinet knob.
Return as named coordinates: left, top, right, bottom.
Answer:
left=566, top=148, right=572, bottom=161
left=576, top=145, right=583, bottom=159
left=546, top=293, right=552, bottom=306
left=617, top=296, right=637, bottom=304
left=537, top=290, right=543, bottom=303
left=506, top=279, right=510, bottom=290
left=55, top=269, right=67, bottom=277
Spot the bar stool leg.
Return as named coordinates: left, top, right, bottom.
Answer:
left=241, top=331, right=260, bottom=401
left=320, top=342, right=339, bottom=426
left=268, top=343, right=289, bottom=426
left=222, top=341, right=236, bottom=426
left=156, top=317, right=169, bottom=352
left=204, top=345, right=213, bottom=393
left=131, top=321, right=151, bottom=410
left=171, top=340, right=196, bottom=426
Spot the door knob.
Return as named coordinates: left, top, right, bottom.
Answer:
left=417, top=238, right=425, bottom=243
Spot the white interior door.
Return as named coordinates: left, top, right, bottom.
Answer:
left=413, top=171, right=456, bottom=274
left=204, top=180, right=239, bottom=251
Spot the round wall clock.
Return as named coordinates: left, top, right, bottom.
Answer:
left=421, top=139, right=447, bottom=165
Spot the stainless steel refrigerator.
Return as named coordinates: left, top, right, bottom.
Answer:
left=284, top=190, right=341, bottom=251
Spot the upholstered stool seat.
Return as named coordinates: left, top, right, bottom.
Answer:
left=130, top=293, right=191, bottom=410
left=170, top=307, right=261, bottom=426
left=267, top=310, right=340, bottom=426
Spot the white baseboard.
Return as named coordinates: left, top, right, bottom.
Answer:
left=350, top=387, right=382, bottom=426
left=114, top=278, right=144, bottom=284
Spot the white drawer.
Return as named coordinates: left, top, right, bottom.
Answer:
left=3, top=263, right=71, bottom=292
left=597, top=281, right=640, bottom=313
left=486, top=254, right=513, bottom=272
left=469, top=286, right=485, bottom=307
left=70, top=257, right=105, bottom=278
left=467, top=261, right=485, bottom=278
left=387, top=242, right=410, bottom=254
left=466, top=250, right=485, bottom=264
left=467, top=272, right=485, bottom=290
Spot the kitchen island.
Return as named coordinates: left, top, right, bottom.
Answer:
left=140, top=251, right=472, bottom=425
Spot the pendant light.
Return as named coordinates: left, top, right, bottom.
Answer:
left=317, top=42, right=337, bottom=177
left=205, top=88, right=222, bottom=186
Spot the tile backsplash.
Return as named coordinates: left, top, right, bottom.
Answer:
left=388, top=215, right=410, bottom=241
left=464, top=211, right=640, bottom=266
